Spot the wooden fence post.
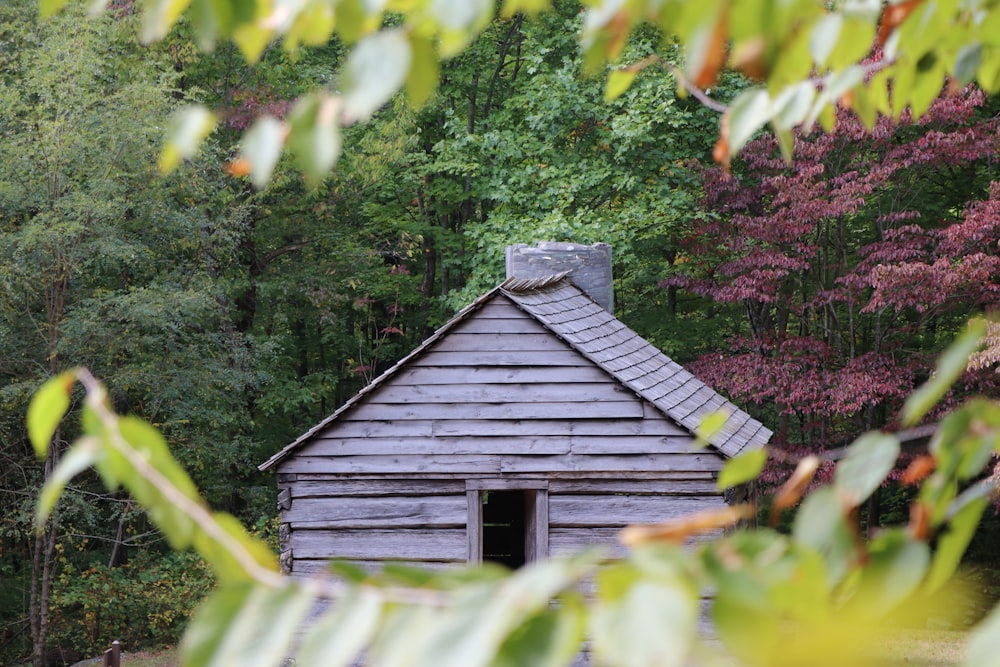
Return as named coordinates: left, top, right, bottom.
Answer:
left=103, top=640, right=120, bottom=667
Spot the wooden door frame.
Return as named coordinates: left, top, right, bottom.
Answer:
left=466, top=479, right=549, bottom=564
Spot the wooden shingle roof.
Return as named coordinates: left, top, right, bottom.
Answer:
left=499, top=276, right=771, bottom=458
left=260, top=275, right=770, bottom=471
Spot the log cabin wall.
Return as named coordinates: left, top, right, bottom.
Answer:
left=274, top=295, right=729, bottom=575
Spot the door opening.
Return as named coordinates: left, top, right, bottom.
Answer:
left=482, top=491, right=528, bottom=569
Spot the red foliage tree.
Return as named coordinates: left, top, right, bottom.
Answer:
left=669, top=87, right=1000, bottom=460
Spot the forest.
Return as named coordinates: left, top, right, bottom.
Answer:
left=4, top=0, right=1000, bottom=665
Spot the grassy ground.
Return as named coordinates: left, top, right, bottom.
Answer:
left=875, top=630, right=967, bottom=667
left=113, top=648, right=179, bottom=667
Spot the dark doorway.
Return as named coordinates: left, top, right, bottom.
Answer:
left=482, top=491, right=528, bottom=568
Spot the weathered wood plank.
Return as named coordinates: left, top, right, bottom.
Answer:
left=529, top=490, right=548, bottom=561
left=412, top=350, right=589, bottom=367
left=368, top=382, right=634, bottom=405
left=293, top=559, right=463, bottom=575
left=432, top=417, right=686, bottom=437
left=282, top=470, right=719, bottom=482
left=453, top=317, right=549, bottom=335
left=467, top=489, right=481, bottom=562
left=568, top=435, right=697, bottom=455
left=393, top=365, right=611, bottom=386
left=550, top=527, right=627, bottom=557
left=300, top=434, right=698, bottom=457
left=277, top=488, right=292, bottom=511
left=466, top=479, right=548, bottom=490
left=498, top=453, right=724, bottom=474
left=469, top=300, right=529, bottom=319
left=344, top=400, right=644, bottom=421
left=548, top=479, right=720, bottom=495
left=311, top=415, right=687, bottom=439
left=303, top=436, right=570, bottom=456
left=292, top=528, right=467, bottom=560
left=282, top=453, right=724, bottom=475
left=549, top=495, right=727, bottom=527
left=291, top=480, right=467, bottom=498
left=434, top=333, right=571, bottom=353
left=285, top=495, right=467, bottom=529
left=280, top=455, right=502, bottom=474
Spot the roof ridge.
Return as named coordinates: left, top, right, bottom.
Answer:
left=500, top=271, right=570, bottom=292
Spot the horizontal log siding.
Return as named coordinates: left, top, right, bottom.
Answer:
left=293, top=528, right=466, bottom=561
left=285, top=495, right=467, bottom=529
left=285, top=298, right=727, bottom=476
left=279, top=452, right=723, bottom=474
left=547, top=482, right=728, bottom=557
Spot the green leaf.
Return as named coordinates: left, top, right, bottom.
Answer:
left=833, top=432, right=900, bottom=507
left=902, top=319, right=987, bottom=427
left=341, top=29, right=412, bottom=124
left=491, top=597, right=586, bottom=667
left=771, top=81, right=816, bottom=131
left=297, top=588, right=382, bottom=667
left=695, top=409, right=729, bottom=443
left=964, top=601, right=1000, bottom=667
left=27, top=371, right=75, bottom=458
left=430, top=0, right=494, bottom=58
left=158, top=105, right=217, bottom=174
left=501, top=0, right=550, bottom=16
left=36, top=437, right=99, bottom=527
left=809, top=14, right=844, bottom=68
left=233, top=23, right=273, bottom=64
left=181, top=584, right=254, bottom=667
left=142, top=0, right=193, bottom=44
left=924, top=495, right=987, bottom=594
left=717, top=449, right=767, bottom=490
left=727, top=88, right=771, bottom=155
left=193, top=511, right=279, bottom=582
left=240, top=116, right=287, bottom=189
left=712, top=593, right=780, bottom=664
left=287, top=93, right=342, bottom=184
left=408, top=555, right=595, bottom=667
left=182, top=581, right=314, bottom=667
left=792, top=487, right=856, bottom=586
left=406, top=33, right=439, bottom=108
left=591, top=564, right=697, bottom=667
left=844, top=530, right=929, bottom=618
left=952, top=44, right=980, bottom=86
left=605, top=69, right=638, bottom=102
left=38, top=0, right=72, bottom=18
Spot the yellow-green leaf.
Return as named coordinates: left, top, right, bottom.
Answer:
left=38, top=0, right=72, bottom=18
left=903, top=319, right=987, bottom=427
left=341, top=29, right=412, bottom=124
left=298, top=588, right=382, bottom=667
left=718, top=449, right=767, bottom=491
left=405, top=33, right=440, bottom=107
left=604, top=69, right=638, bottom=102
left=834, top=432, right=900, bottom=508
left=240, top=116, right=287, bottom=189
left=159, top=105, right=217, bottom=174
left=142, top=0, right=193, bottom=44
left=36, top=437, right=99, bottom=527
left=27, top=371, right=76, bottom=458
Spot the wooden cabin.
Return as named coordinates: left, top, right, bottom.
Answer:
left=260, top=243, right=772, bottom=575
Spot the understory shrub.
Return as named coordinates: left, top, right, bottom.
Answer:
left=47, top=549, right=215, bottom=657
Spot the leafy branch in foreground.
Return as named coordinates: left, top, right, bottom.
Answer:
left=45, top=0, right=1000, bottom=184
left=30, top=319, right=1000, bottom=667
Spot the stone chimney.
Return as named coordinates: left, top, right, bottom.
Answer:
left=505, top=242, right=614, bottom=313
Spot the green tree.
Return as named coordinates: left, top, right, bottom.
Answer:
left=45, top=0, right=1000, bottom=185
left=0, top=4, right=267, bottom=663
